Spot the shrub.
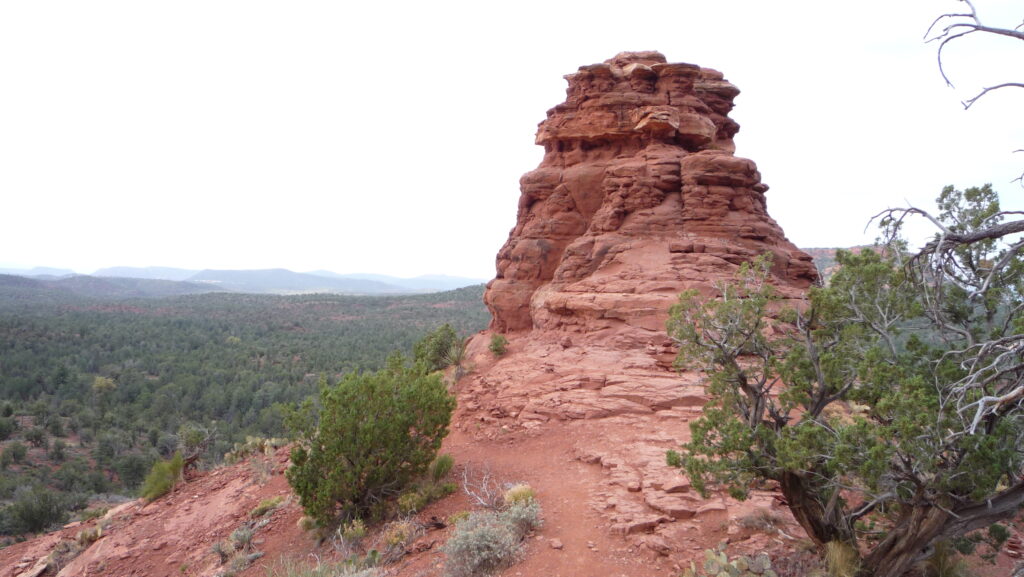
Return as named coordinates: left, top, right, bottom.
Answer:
left=414, top=324, right=460, bottom=372
left=443, top=511, right=522, bottom=577
left=397, top=491, right=428, bottom=515
left=114, top=453, right=153, bottom=489
left=488, top=334, right=508, bottom=356
left=24, top=427, right=47, bottom=448
left=140, top=452, right=183, bottom=501
left=211, top=540, right=231, bottom=564
left=286, top=355, right=455, bottom=525
left=231, top=526, right=254, bottom=551
left=3, top=442, right=27, bottom=465
left=6, top=485, right=68, bottom=534
left=0, top=417, right=15, bottom=441
left=49, top=439, right=67, bottom=462
left=500, top=500, right=542, bottom=537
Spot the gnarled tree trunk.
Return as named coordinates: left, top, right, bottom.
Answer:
left=861, top=505, right=949, bottom=577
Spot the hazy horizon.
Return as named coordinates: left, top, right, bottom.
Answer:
left=0, top=263, right=490, bottom=281
left=3, top=1, right=1021, bottom=279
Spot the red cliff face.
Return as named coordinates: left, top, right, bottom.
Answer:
left=485, top=51, right=816, bottom=334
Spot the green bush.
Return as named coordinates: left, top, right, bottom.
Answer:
left=49, top=439, right=67, bottom=462
left=488, top=334, right=507, bottom=356
left=414, top=324, right=460, bottom=372
left=140, top=452, right=183, bottom=501
left=0, top=417, right=15, bottom=441
left=286, top=354, right=456, bottom=525
left=2, top=442, right=27, bottom=467
left=24, top=427, right=47, bottom=448
left=5, top=485, right=69, bottom=534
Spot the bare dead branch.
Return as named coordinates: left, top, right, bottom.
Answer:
left=918, top=219, right=1024, bottom=259
left=460, top=464, right=505, bottom=509
left=964, top=82, right=1024, bottom=108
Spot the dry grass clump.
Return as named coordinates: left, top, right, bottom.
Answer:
left=824, top=541, right=860, bottom=577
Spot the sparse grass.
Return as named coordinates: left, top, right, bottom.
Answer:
left=297, top=515, right=317, bottom=532
left=46, top=539, right=84, bottom=573
left=78, top=507, right=108, bottom=522
left=332, top=518, right=368, bottom=558
left=263, top=556, right=380, bottom=577
left=825, top=541, right=860, bottom=577
left=250, top=457, right=274, bottom=485
left=772, top=543, right=827, bottom=577
left=251, top=495, right=285, bottom=518
left=231, top=526, right=255, bottom=551
left=397, top=479, right=457, bottom=515
left=223, top=550, right=264, bottom=576
left=502, top=484, right=535, bottom=506
left=375, top=518, right=422, bottom=564
left=737, top=507, right=784, bottom=534
left=76, top=525, right=103, bottom=546
left=397, top=491, right=428, bottom=515
left=918, top=541, right=974, bottom=577
left=212, top=540, right=232, bottom=564
left=429, top=454, right=454, bottom=483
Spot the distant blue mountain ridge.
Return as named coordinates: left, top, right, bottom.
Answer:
left=0, top=266, right=487, bottom=297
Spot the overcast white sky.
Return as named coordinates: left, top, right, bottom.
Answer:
left=1, top=1, right=1021, bottom=278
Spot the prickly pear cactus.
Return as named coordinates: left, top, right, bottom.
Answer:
left=680, top=545, right=776, bottom=577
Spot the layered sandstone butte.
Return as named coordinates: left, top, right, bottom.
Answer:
left=459, top=53, right=819, bottom=559
left=485, top=51, right=816, bottom=335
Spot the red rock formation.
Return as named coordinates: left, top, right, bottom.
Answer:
left=460, top=52, right=820, bottom=563
left=485, top=51, right=816, bottom=334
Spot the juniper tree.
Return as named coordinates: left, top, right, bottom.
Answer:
left=286, top=353, right=455, bottom=525
left=667, top=186, right=1024, bottom=577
